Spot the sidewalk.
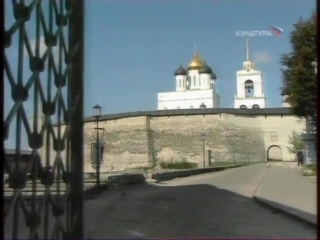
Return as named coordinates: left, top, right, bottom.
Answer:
left=253, top=166, right=317, bottom=225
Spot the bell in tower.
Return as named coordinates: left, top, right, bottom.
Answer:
left=245, top=80, right=254, bottom=98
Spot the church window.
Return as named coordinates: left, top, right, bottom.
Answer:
left=240, top=105, right=247, bottom=109
left=190, top=106, right=194, bottom=109
left=244, top=80, right=254, bottom=98
left=177, top=106, right=180, bottom=109
left=252, top=104, right=260, bottom=109
left=193, top=76, right=196, bottom=86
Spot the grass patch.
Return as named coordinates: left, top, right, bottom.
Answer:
left=303, top=163, right=317, bottom=177
left=159, top=160, right=198, bottom=169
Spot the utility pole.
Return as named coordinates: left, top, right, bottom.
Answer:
left=202, top=134, right=206, bottom=167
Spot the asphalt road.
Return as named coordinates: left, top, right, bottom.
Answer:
left=87, top=164, right=316, bottom=239
left=4, top=164, right=316, bottom=239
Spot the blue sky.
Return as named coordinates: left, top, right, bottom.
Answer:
left=84, top=0, right=315, bottom=114
left=4, top=0, right=316, bottom=148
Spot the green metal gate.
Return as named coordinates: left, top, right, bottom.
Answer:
left=4, top=0, right=85, bottom=238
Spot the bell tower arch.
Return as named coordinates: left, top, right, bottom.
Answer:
left=234, top=38, right=266, bottom=109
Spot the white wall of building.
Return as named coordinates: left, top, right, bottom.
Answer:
left=160, top=50, right=220, bottom=110
left=234, top=39, right=267, bottom=109
left=176, top=75, right=187, bottom=91
left=234, top=97, right=266, bottom=109
left=188, top=70, right=200, bottom=90
left=234, top=69, right=266, bottom=108
left=236, top=71, right=264, bottom=98
left=158, top=89, right=220, bottom=110
left=200, top=73, right=212, bottom=90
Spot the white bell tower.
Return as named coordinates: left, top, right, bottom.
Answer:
left=234, top=38, right=266, bottom=109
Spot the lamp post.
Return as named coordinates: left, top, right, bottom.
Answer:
left=232, top=142, right=236, bottom=163
left=202, top=133, right=206, bottom=167
left=93, top=104, right=102, bottom=186
left=312, top=59, right=317, bottom=74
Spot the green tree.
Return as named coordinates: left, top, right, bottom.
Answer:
left=287, top=130, right=305, bottom=154
left=280, top=12, right=317, bottom=128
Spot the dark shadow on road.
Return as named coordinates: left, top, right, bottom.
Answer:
left=4, top=174, right=317, bottom=239
left=85, top=181, right=317, bottom=239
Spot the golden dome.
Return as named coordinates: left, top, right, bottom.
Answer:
left=188, top=51, right=204, bottom=70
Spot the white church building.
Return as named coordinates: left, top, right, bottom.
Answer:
left=234, top=39, right=267, bottom=109
left=157, top=49, right=220, bottom=110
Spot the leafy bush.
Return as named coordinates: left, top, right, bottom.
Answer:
left=303, top=163, right=317, bottom=176
left=159, top=160, right=198, bottom=169
left=287, top=130, right=305, bottom=154
left=306, top=163, right=317, bottom=172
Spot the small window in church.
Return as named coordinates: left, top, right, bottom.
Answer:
left=200, top=103, right=206, bottom=108
left=177, top=106, right=180, bottom=109
left=190, top=106, right=194, bottom=109
left=193, top=76, right=196, bottom=86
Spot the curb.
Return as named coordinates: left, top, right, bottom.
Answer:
left=253, top=195, right=317, bottom=228
left=151, top=164, right=243, bottom=181
left=252, top=166, right=317, bottom=229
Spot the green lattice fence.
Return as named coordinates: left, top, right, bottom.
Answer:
left=3, top=0, right=85, bottom=239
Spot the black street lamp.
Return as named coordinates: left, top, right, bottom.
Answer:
left=93, top=104, right=101, bottom=118
left=93, top=104, right=102, bottom=186
left=312, top=59, right=317, bottom=74
left=202, top=133, right=206, bottom=167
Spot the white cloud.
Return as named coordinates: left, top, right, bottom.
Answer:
left=253, top=50, right=273, bottom=64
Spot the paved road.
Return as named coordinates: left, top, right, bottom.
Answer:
left=4, top=164, right=316, bottom=239
left=254, top=165, right=317, bottom=224
left=88, top=164, right=316, bottom=239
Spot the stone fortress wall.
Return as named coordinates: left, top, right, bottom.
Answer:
left=76, top=108, right=305, bottom=172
